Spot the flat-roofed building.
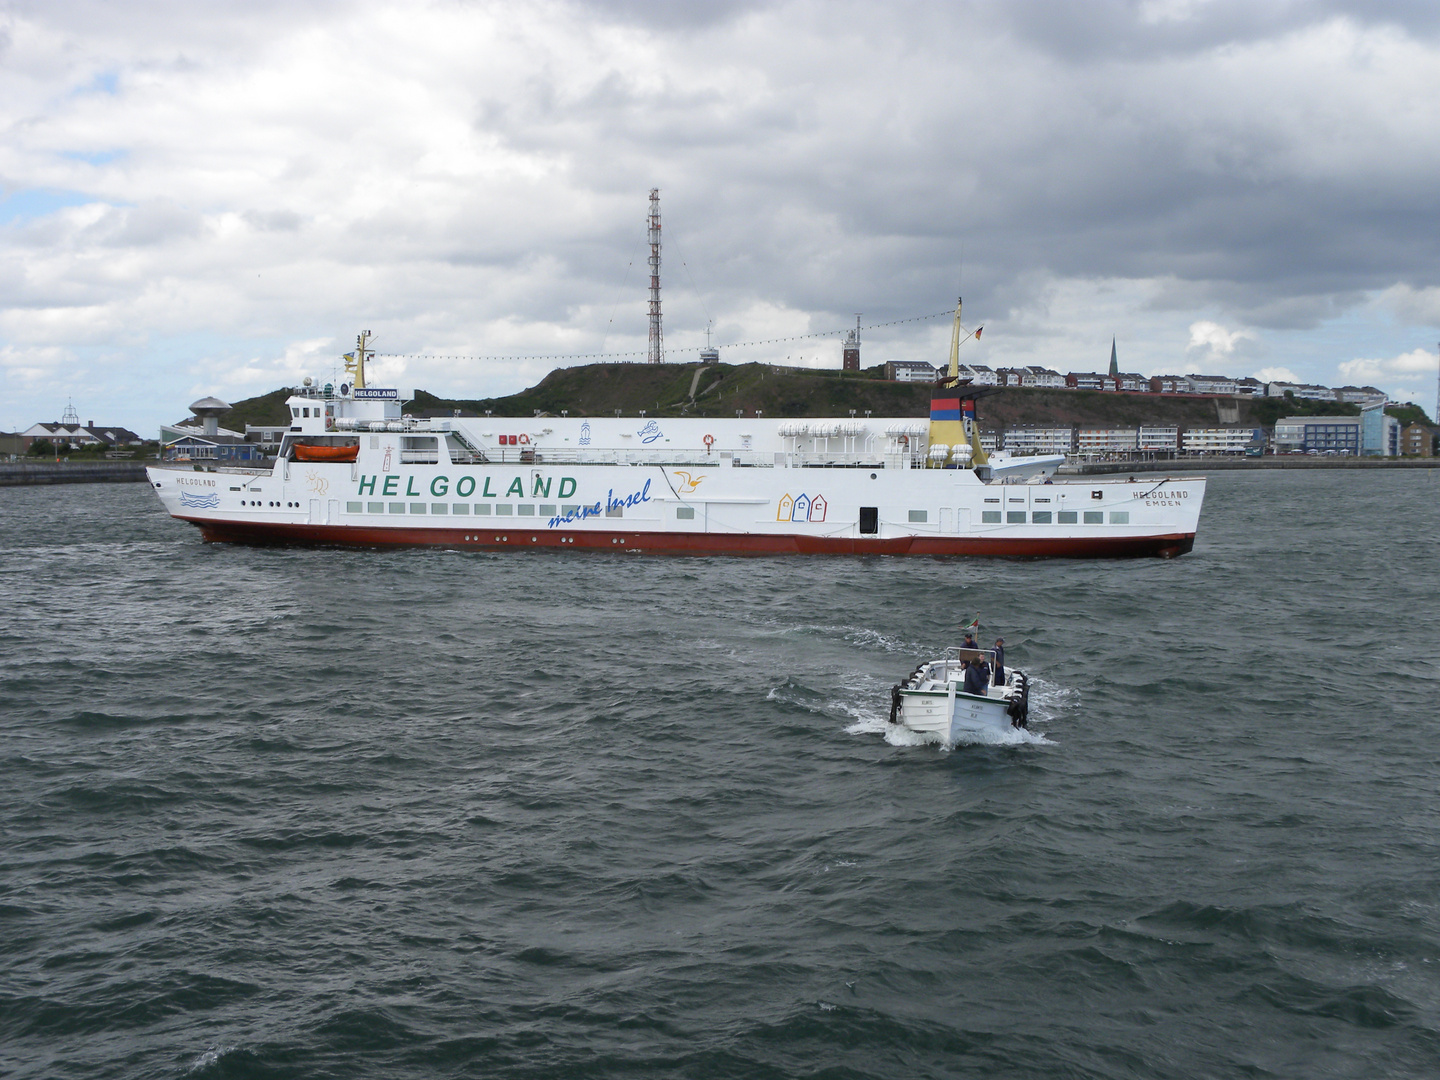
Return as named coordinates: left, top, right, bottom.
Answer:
left=1360, top=401, right=1399, bottom=456
left=1335, top=385, right=1386, bottom=404
left=1004, top=426, right=1074, bottom=455
left=1183, top=427, right=1260, bottom=454
left=1138, top=425, right=1179, bottom=451
left=884, top=360, right=940, bottom=383
left=163, top=432, right=264, bottom=462
left=1150, top=375, right=1187, bottom=393
left=1185, top=374, right=1238, bottom=395
left=1066, top=372, right=1109, bottom=391
left=1273, top=416, right=1360, bottom=454
left=1076, top=428, right=1138, bottom=455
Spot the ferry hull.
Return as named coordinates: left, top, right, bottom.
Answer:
left=182, top=516, right=1194, bottom=558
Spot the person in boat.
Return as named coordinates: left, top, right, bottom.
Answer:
left=962, top=658, right=989, bottom=697
left=960, top=630, right=978, bottom=651
left=992, top=638, right=1005, bottom=685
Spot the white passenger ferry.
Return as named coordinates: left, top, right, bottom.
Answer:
left=146, top=327, right=1206, bottom=557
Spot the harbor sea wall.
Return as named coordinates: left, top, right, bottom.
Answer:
left=1061, top=457, right=1440, bottom=475
left=0, top=461, right=148, bottom=486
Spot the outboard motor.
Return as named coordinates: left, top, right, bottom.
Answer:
left=1006, top=671, right=1030, bottom=728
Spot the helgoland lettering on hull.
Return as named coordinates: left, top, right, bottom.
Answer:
left=147, top=390, right=1207, bottom=559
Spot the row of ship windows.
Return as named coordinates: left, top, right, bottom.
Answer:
left=976, top=510, right=1127, bottom=524
left=344, top=501, right=1127, bottom=525
left=346, top=501, right=622, bottom=517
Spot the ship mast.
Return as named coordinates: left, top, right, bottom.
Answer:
left=947, top=297, right=963, bottom=381
left=344, top=330, right=372, bottom=390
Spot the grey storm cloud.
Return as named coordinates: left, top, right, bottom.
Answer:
left=2, top=0, right=1439, bottom=426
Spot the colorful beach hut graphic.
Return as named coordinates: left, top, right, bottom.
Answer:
left=777, top=493, right=828, bottom=522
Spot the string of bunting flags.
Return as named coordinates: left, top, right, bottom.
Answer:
left=374, top=307, right=968, bottom=362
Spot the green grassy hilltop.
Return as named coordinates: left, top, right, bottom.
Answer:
left=214, top=361, right=1431, bottom=431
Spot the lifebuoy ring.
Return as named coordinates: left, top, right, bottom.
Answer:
left=703, top=433, right=715, bottom=450
left=518, top=433, right=530, bottom=444
left=898, top=434, right=909, bottom=446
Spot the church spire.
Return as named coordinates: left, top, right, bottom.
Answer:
left=1109, top=337, right=1119, bottom=377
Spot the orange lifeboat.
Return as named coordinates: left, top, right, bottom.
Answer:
left=293, top=443, right=359, bottom=463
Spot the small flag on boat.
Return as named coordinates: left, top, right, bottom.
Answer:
left=960, top=615, right=979, bottom=633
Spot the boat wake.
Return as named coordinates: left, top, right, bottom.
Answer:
left=844, top=715, right=1054, bottom=749
left=766, top=671, right=1057, bottom=750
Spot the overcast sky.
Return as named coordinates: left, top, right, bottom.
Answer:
left=3, top=0, right=1440, bottom=434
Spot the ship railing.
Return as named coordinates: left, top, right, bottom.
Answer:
left=474, top=448, right=782, bottom=467
left=469, top=448, right=922, bottom=468
left=445, top=449, right=489, bottom=464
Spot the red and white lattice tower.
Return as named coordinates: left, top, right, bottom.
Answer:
left=647, top=189, right=663, bottom=364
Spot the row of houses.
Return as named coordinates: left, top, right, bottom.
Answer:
left=16, top=417, right=142, bottom=453
left=882, top=360, right=1384, bottom=403
left=983, top=425, right=1263, bottom=457
left=984, top=406, right=1429, bottom=458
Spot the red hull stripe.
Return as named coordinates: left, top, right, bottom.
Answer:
left=180, top=517, right=1196, bottom=558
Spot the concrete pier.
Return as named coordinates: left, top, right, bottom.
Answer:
left=0, top=462, right=149, bottom=486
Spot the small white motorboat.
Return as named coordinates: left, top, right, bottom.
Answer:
left=890, top=646, right=1029, bottom=741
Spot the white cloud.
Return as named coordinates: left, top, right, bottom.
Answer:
left=1186, top=320, right=1253, bottom=357
left=0, top=343, right=78, bottom=386
left=1254, top=366, right=1298, bottom=383
left=1338, top=348, right=1437, bottom=385
left=1375, top=283, right=1440, bottom=325
left=3, top=2, right=1440, bottom=431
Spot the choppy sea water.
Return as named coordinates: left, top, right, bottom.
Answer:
left=2, top=470, right=1438, bottom=1079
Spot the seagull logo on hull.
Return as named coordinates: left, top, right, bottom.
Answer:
left=672, top=471, right=704, bottom=494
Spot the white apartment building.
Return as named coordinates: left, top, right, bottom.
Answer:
left=1183, top=427, right=1258, bottom=453
left=1076, top=428, right=1139, bottom=455
left=885, top=360, right=941, bottom=383
left=1185, top=374, right=1238, bottom=395
left=1138, top=426, right=1179, bottom=451
left=956, top=364, right=1000, bottom=386
left=1334, top=385, right=1386, bottom=404
left=1022, top=365, right=1068, bottom=388
left=1004, top=426, right=1074, bottom=455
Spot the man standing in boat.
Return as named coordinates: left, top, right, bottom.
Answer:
left=992, top=638, right=1005, bottom=686
left=962, top=657, right=989, bottom=697
left=960, top=617, right=980, bottom=652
